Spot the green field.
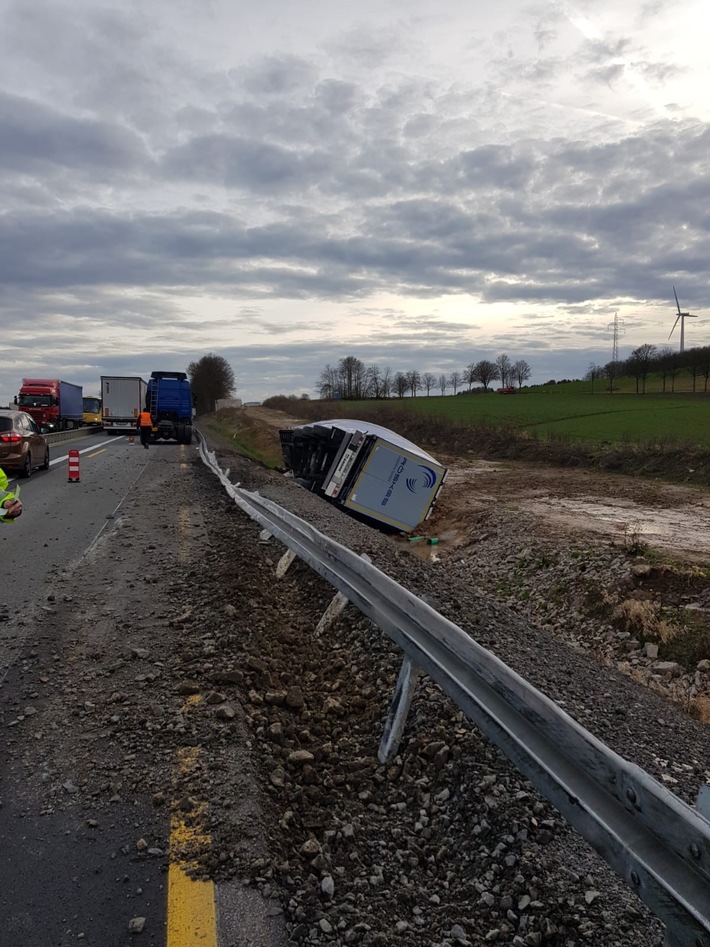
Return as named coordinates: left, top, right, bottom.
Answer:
left=342, top=388, right=710, bottom=447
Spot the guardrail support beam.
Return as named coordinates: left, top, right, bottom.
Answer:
left=315, top=591, right=349, bottom=636
left=276, top=549, right=296, bottom=578
left=378, top=656, right=422, bottom=764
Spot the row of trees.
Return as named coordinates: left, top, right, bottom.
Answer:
left=317, top=354, right=532, bottom=400
left=586, top=343, right=710, bottom=394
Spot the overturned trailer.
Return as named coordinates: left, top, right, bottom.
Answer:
left=279, top=419, right=447, bottom=533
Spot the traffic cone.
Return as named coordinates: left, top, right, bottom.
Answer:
left=68, top=449, right=80, bottom=482
left=128, top=435, right=135, bottom=445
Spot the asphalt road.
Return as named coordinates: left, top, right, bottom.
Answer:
left=0, top=430, right=149, bottom=617
left=0, top=432, right=169, bottom=947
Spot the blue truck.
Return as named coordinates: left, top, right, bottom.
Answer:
left=146, top=371, right=193, bottom=444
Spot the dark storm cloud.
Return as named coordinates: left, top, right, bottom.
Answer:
left=0, top=91, right=150, bottom=177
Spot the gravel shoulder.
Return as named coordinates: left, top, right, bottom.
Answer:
left=4, top=423, right=709, bottom=946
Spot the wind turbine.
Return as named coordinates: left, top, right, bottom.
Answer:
left=669, top=286, right=697, bottom=353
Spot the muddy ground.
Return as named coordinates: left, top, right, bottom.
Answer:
left=211, top=406, right=710, bottom=724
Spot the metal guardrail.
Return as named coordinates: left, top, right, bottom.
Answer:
left=197, top=435, right=710, bottom=947
left=45, top=427, right=97, bottom=445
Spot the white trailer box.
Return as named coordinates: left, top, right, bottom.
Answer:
left=280, top=419, right=447, bottom=532
left=101, top=376, right=148, bottom=433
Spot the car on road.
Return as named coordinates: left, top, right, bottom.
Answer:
left=0, top=409, right=50, bottom=477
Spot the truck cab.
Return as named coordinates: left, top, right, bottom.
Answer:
left=147, top=372, right=193, bottom=444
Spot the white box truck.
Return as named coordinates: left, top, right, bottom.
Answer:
left=279, top=419, right=447, bottom=532
left=101, top=376, right=148, bottom=433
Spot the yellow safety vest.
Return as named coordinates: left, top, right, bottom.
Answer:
left=0, top=468, right=18, bottom=524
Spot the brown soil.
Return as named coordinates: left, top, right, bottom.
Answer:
left=238, top=406, right=710, bottom=567
left=227, top=407, right=710, bottom=723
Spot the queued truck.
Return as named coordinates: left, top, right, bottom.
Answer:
left=82, top=395, right=102, bottom=426
left=101, top=376, right=147, bottom=434
left=146, top=371, right=193, bottom=444
left=279, top=419, right=447, bottom=533
left=15, top=378, right=83, bottom=431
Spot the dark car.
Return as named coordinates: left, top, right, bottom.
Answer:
left=0, top=409, right=50, bottom=477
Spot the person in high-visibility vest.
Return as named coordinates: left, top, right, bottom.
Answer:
left=0, top=468, right=22, bottom=522
left=139, top=408, right=153, bottom=449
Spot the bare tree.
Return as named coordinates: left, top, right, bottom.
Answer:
left=512, top=359, right=531, bottom=389
left=496, top=353, right=512, bottom=388
left=393, top=371, right=408, bottom=398
left=697, top=346, right=710, bottom=392
left=338, top=356, right=367, bottom=399
left=658, top=347, right=683, bottom=393
left=438, top=373, right=448, bottom=396
left=604, top=360, right=623, bottom=394
left=584, top=362, right=604, bottom=394
left=471, top=359, right=500, bottom=390
left=464, top=363, right=476, bottom=390
left=423, top=372, right=436, bottom=395
left=686, top=347, right=704, bottom=393
left=448, top=370, right=462, bottom=394
left=188, top=353, right=236, bottom=414
left=366, top=364, right=382, bottom=399
left=317, top=363, right=339, bottom=399
left=407, top=370, right=422, bottom=398
left=380, top=366, right=392, bottom=399
left=628, top=344, right=657, bottom=394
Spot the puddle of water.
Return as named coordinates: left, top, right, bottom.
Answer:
left=526, top=496, right=710, bottom=559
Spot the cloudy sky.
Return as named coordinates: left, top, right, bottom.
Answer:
left=1, top=0, right=708, bottom=403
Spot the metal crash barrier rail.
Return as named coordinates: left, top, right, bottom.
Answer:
left=197, top=434, right=710, bottom=947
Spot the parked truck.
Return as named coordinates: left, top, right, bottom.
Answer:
left=15, top=378, right=83, bottom=431
left=82, top=395, right=102, bottom=426
left=101, top=376, right=147, bottom=434
left=279, top=419, right=447, bottom=533
left=146, top=371, right=193, bottom=444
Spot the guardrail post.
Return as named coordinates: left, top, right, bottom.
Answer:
left=315, top=555, right=370, bottom=637
left=378, top=656, right=422, bottom=764
left=698, top=786, right=710, bottom=821
left=315, top=591, right=348, bottom=637
left=276, top=549, right=296, bottom=578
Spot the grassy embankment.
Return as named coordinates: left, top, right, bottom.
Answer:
left=263, top=382, right=710, bottom=486
left=204, top=409, right=285, bottom=468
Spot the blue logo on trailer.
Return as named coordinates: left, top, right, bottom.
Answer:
left=406, top=465, right=438, bottom=494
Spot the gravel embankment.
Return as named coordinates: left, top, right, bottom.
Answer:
left=7, top=438, right=708, bottom=947
left=194, top=437, right=710, bottom=947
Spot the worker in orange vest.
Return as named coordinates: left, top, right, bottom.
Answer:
left=138, top=408, right=153, bottom=449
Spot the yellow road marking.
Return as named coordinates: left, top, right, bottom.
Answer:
left=167, top=843, right=217, bottom=946
left=167, top=728, right=218, bottom=946
left=87, top=448, right=107, bottom=458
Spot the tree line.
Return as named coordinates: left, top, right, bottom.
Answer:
left=586, top=343, right=710, bottom=394
left=317, top=354, right=532, bottom=400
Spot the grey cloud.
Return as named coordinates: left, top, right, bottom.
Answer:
left=239, top=55, right=318, bottom=95
left=325, top=22, right=401, bottom=69
left=0, top=91, right=151, bottom=177
left=163, top=134, right=332, bottom=190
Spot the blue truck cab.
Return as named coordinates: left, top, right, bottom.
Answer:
left=146, top=371, right=193, bottom=444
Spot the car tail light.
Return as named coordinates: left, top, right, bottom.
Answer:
left=0, top=434, right=22, bottom=443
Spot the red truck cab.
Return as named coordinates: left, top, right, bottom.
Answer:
left=15, top=378, right=83, bottom=431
